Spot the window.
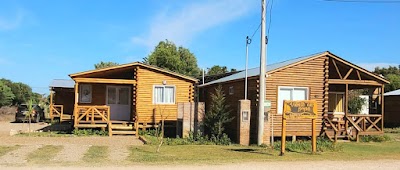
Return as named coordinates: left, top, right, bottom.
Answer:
left=79, top=84, right=92, bottom=103
left=153, top=85, right=175, bottom=104
left=328, top=92, right=344, bottom=113
left=229, top=86, right=234, bottom=95
left=277, top=87, right=308, bottom=114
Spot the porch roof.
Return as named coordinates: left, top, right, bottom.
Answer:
left=69, top=62, right=198, bottom=82
left=384, top=89, right=400, bottom=96
left=49, top=79, right=75, bottom=88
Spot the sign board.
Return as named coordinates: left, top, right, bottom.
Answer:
left=283, top=100, right=318, bottom=119
left=281, top=100, right=317, bottom=156
left=264, top=100, right=271, bottom=108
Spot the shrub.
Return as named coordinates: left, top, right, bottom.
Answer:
left=384, top=128, right=400, bottom=134
left=360, top=135, right=392, bottom=142
left=273, top=138, right=342, bottom=153
left=72, top=129, right=108, bottom=136
left=142, top=130, right=230, bottom=146
left=348, top=96, right=366, bottom=114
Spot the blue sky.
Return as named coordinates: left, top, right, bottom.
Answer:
left=0, top=0, right=399, bottom=94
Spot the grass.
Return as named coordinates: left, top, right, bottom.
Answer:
left=0, top=145, right=19, bottom=157
left=26, top=145, right=63, bottom=164
left=83, top=146, right=109, bottom=163
left=17, top=131, right=73, bottom=137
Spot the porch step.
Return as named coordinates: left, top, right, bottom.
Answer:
left=111, top=125, right=135, bottom=130
left=111, top=130, right=137, bottom=135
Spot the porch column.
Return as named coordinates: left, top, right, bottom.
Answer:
left=49, top=89, right=54, bottom=121
left=345, top=84, right=348, bottom=116
left=381, top=85, right=384, bottom=130
left=74, top=82, right=79, bottom=128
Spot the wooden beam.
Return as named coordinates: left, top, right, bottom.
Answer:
left=343, top=68, right=354, bottom=80
left=356, top=70, right=362, bottom=80
left=332, top=59, right=343, bottom=79
left=345, top=84, right=348, bottom=116
left=74, top=82, right=79, bottom=129
left=74, top=78, right=136, bottom=84
left=381, top=85, right=384, bottom=131
left=328, top=79, right=382, bottom=86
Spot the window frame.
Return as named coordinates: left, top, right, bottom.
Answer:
left=328, top=92, right=345, bottom=115
left=277, top=86, right=309, bottom=114
left=152, top=85, right=176, bottom=104
left=79, top=84, right=92, bottom=104
left=229, top=86, right=234, bottom=95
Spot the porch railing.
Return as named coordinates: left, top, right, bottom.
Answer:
left=74, top=105, right=110, bottom=125
left=346, top=114, right=383, bottom=137
left=49, top=104, right=63, bottom=121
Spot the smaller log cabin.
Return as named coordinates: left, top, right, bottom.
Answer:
left=384, top=89, right=400, bottom=127
left=50, top=62, right=199, bottom=136
left=199, top=51, right=389, bottom=143
left=49, top=79, right=75, bottom=121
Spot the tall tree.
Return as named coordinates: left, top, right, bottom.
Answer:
left=206, top=65, right=237, bottom=76
left=144, top=40, right=200, bottom=77
left=203, top=85, right=233, bottom=139
left=0, top=81, right=15, bottom=107
left=0, top=79, right=33, bottom=105
left=374, top=66, right=400, bottom=92
left=94, top=61, right=119, bottom=69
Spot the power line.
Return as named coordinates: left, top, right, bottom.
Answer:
left=267, top=0, right=274, bottom=37
left=250, top=23, right=261, bottom=40
left=322, top=0, right=400, bottom=3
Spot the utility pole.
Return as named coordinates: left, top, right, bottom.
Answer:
left=257, top=0, right=267, bottom=146
left=245, top=36, right=251, bottom=100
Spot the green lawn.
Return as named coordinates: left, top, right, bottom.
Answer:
left=26, top=145, right=63, bottom=164
left=0, top=145, right=19, bottom=157
left=83, top=146, right=109, bottom=163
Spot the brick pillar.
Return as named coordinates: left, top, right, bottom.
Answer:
left=179, top=102, right=205, bottom=138
left=237, top=100, right=251, bottom=146
left=263, top=100, right=271, bottom=145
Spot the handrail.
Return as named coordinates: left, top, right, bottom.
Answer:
left=74, top=105, right=110, bottom=126
left=50, top=104, right=64, bottom=121
left=346, top=114, right=382, bottom=133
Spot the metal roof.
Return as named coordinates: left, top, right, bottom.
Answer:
left=384, top=89, right=400, bottom=96
left=49, top=79, right=75, bottom=88
left=199, top=52, right=326, bottom=87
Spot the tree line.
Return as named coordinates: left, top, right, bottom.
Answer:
left=0, top=78, right=44, bottom=107
left=94, top=40, right=237, bottom=77
left=373, top=66, right=400, bottom=92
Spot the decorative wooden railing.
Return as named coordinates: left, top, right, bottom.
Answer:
left=49, top=104, right=64, bottom=121
left=74, top=105, right=110, bottom=125
left=346, top=114, right=383, bottom=140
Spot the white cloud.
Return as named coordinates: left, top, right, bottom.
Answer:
left=132, top=0, right=256, bottom=48
left=0, top=9, right=26, bottom=31
left=357, top=63, right=399, bottom=71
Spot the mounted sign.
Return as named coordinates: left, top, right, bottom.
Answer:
left=281, top=100, right=317, bottom=156
left=283, top=100, right=318, bottom=119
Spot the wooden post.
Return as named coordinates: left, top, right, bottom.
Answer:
left=381, top=85, right=384, bottom=131
left=345, top=84, right=348, bottom=116
left=312, top=118, right=316, bottom=154
left=50, top=90, right=54, bottom=121
left=74, top=82, right=79, bottom=129
left=280, top=117, right=286, bottom=156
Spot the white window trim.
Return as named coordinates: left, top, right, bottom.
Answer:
left=328, top=92, right=345, bottom=115
left=153, top=85, right=176, bottom=104
left=277, top=86, right=309, bottom=114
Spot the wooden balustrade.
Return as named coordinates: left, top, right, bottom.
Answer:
left=49, top=104, right=64, bottom=121
left=74, top=105, right=110, bottom=128
left=346, top=114, right=383, bottom=140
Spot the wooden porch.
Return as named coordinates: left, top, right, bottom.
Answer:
left=321, top=56, right=387, bottom=142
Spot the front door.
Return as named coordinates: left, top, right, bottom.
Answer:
left=106, top=85, right=131, bottom=121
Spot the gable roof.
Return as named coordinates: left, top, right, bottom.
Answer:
left=384, top=89, right=400, bottom=96
left=69, top=62, right=198, bottom=82
left=49, top=79, right=75, bottom=88
left=199, top=51, right=389, bottom=87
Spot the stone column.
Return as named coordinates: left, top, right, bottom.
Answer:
left=237, top=100, right=251, bottom=146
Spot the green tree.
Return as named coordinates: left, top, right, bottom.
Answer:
left=0, top=79, right=32, bottom=105
left=143, top=40, right=200, bottom=77
left=0, top=81, right=15, bottom=107
left=203, top=85, right=233, bottom=139
left=206, top=65, right=238, bottom=76
left=374, top=66, right=400, bottom=92
left=385, top=74, right=400, bottom=92
left=94, top=61, right=119, bottom=69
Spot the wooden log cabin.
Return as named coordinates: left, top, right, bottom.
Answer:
left=49, top=79, right=75, bottom=121
left=199, top=51, right=389, bottom=143
left=59, top=62, right=198, bottom=136
left=384, top=89, right=400, bottom=127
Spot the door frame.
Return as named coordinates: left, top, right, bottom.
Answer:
left=105, top=85, right=132, bottom=120
left=328, top=91, right=345, bottom=115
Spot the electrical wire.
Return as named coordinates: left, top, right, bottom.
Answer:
left=250, top=23, right=261, bottom=40
left=267, top=0, right=274, bottom=37
left=322, top=0, right=400, bottom=3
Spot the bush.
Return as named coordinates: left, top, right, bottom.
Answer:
left=348, top=96, right=366, bottom=114
left=360, top=135, right=392, bottom=142
left=142, top=130, right=230, bottom=146
left=273, top=138, right=342, bottom=153
left=72, top=129, right=108, bottom=136
left=384, top=128, right=400, bottom=133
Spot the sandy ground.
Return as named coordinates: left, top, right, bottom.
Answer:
left=1, top=160, right=400, bottom=170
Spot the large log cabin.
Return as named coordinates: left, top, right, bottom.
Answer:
left=199, top=51, right=389, bottom=143
left=50, top=62, right=198, bottom=136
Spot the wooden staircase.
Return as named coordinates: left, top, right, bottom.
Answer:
left=108, top=121, right=138, bottom=137
left=321, top=116, right=348, bottom=141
